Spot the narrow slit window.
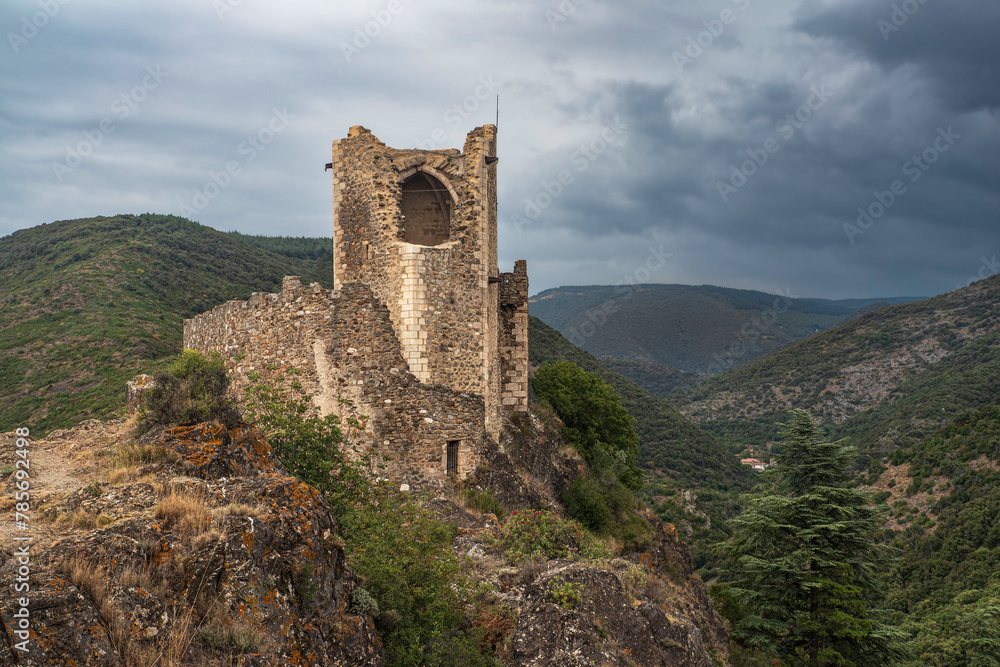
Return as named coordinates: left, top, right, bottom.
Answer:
left=446, top=440, right=459, bottom=474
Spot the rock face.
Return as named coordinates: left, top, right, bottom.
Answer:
left=434, top=410, right=730, bottom=666
left=0, top=405, right=730, bottom=666
left=429, top=495, right=730, bottom=667
left=0, top=421, right=382, bottom=666
left=502, top=521, right=729, bottom=667
left=512, top=563, right=717, bottom=667
left=124, top=374, right=155, bottom=416
left=472, top=409, right=583, bottom=512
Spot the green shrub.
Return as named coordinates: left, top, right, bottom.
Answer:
left=501, top=510, right=585, bottom=562
left=460, top=484, right=508, bottom=522
left=351, top=587, right=379, bottom=617
left=423, top=628, right=499, bottom=667
left=532, top=362, right=642, bottom=490
left=547, top=579, right=583, bottom=609
left=561, top=475, right=611, bottom=533
left=614, top=513, right=653, bottom=553
left=139, top=349, right=240, bottom=430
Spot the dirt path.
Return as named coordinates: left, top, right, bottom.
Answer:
left=1, top=419, right=129, bottom=553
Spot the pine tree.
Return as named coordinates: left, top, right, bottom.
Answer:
left=718, top=409, right=907, bottom=666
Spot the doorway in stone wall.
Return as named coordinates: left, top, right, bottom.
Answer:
left=446, top=440, right=459, bottom=474
left=401, top=170, right=452, bottom=245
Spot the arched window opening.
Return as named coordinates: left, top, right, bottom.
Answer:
left=401, top=171, right=452, bottom=245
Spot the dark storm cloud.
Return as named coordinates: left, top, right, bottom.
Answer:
left=795, top=0, right=1000, bottom=112
left=1, top=0, right=998, bottom=299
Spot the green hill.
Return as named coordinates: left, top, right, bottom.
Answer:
left=530, top=315, right=751, bottom=570
left=0, top=214, right=332, bottom=434
left=870, top=400, right=1000, bottom=663
left=529, top=283, right=925, bottom=376
left=674, top=274, right=1000, bottom=470
left=596, top=357, right=705, bottom=396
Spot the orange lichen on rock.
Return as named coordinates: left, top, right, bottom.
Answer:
left=5, top=419, right=383, bottom=666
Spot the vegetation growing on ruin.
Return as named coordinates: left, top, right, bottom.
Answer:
left=137, top=349, right=241, bottom=431
left=243, top=376, right=501, bottom=667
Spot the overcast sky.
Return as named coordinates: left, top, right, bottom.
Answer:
left=1, top=0, right=997, bottom=299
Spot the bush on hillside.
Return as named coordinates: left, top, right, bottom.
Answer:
left=138, top=349, right=240, bottom=430
left=532, top=361, right=642, bottom=490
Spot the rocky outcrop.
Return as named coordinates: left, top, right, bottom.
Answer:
left=124, top=374, right=155, bottom=416
left=512, top=563, right=717, bottom=667
left=502, top=519, right=729, bottom=667
left=428, top=492, right=729, bottom=667
left=469, top=409, right=583, bottom=513
left=0, top=421, right=382, bottom=666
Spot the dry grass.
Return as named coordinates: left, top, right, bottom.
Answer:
left=219, top=502, right=269, bottom=520
left=56, top=510, right=98, bottom=530
left=115, top=439, right=177, bottom=468
left=620, top=564, right=650, bottom=606
left=196, top=621, right=263, bottom=654
left=516, top=555, right=546, bottom=585
left=107, top=467, right=139, bottom=485
left=191, top=529, right=221, bottom=551
left=105, top=439, right=179, bottom=496
left=120, top=564, right=169, bottom=596
left=154, top=492, right=214, bottom=538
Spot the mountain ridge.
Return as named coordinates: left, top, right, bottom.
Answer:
left=529, top=283, right=927, bottom=377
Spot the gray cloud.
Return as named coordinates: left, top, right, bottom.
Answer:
left=2, top=0, right=998, bottom=300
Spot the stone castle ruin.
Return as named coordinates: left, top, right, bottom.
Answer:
left=184, top=125, right=529, bottom=489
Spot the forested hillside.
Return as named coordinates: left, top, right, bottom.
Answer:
left=530, top=283, right=924, bottom=375
left=876, top=401, right=1000, bottom=663
left=224, top=230, right=333, bottom=262
left=675, top=274, right=1000, bottom=468
left=530, top=315, right=750, bottom=569
left=0, top=214, right=332, bottom=433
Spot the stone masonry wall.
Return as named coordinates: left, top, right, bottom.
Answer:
left=499, top=260, right=529, bottom=411
left=184, top=277, right=486, bottom=490
left=330, top=126, right=508, bottom=440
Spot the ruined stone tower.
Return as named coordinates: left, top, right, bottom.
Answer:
left=184, top=125, right=528, bottom=487
left=330, top=125, right=528, bottom=439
